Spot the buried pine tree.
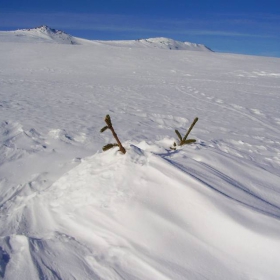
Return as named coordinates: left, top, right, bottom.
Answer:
left=100, top=115, right=126, bottom=154
left=171, top=117, right=198, bottom=150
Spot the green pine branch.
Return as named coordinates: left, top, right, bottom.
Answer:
left=171, top=117, right=198, bottom=150
left=102, top=143, right=119, bottom=151
left=175, top=130, right=182, bottom=142
left=100, top=126, right=109, bottom=133
left=182, top=117, right=198, bottom=142
left=100, top=115, right=126, bottom=154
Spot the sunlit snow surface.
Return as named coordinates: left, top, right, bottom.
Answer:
left=0, top=36, right=280, bottom=279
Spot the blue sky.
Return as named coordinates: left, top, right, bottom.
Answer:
left=1, top=0, right=280, bottom=57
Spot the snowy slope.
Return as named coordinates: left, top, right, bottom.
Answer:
left=0, top=25, right=79, bottom=44
left=0, top=26, right=212, bottom=51
left=0, top=38, right=280, bottom=279
left=95, top=37, right=212, bottom=51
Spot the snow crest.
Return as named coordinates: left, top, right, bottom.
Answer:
left=1, top=143, right=280, bottom=279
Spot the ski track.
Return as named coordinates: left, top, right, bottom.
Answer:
left=175, top=86, right=280, bottom=135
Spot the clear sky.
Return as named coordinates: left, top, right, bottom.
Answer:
left=1, top=0, right=280, bottom=57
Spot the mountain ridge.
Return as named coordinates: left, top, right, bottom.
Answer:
left=0, top=25, right=213, bottom=52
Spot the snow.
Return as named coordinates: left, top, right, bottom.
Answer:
left=0, top=26, right=212, bottom=51
left=0, top=25, right=78, bottom=45
left=95, top=37, right=212, bottom=51
left=0, top=27, right=280, bottom=279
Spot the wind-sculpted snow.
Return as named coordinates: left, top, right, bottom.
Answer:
left=1, top=145, right=280, bottom=279
left=0, top=40, right=280, bottom=279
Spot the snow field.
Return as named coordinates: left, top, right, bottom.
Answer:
left=0, top=38, right=280, bottom=279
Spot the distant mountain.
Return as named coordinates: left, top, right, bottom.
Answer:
left=0, top=25, right=78, bottom=44
left=0, top=25, right=213, bottom=52
left=99, top=37, right=213, bottom=52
